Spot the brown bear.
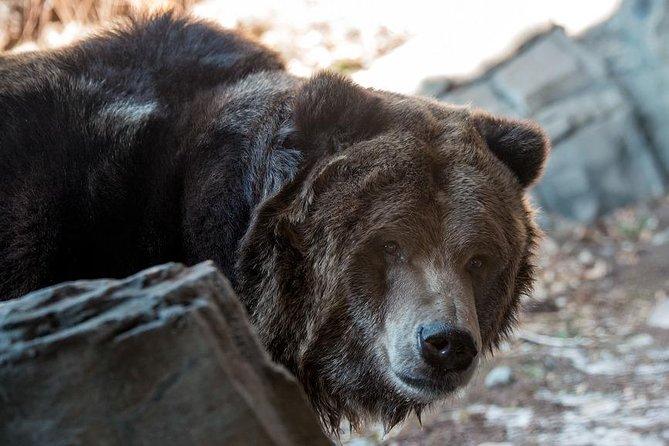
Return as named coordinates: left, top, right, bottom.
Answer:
left=0, top=14, right=549, bottom=433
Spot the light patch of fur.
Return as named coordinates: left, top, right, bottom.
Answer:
left=93, top=99, right=157, bottom=142
left=75, top=76, right=104, bottom=93
left=261, top=147, right=303, bottom=200
left=420, top=258, right=482, bottom=349
left=99, top=100, right=157, bottom=124
left=422, top=260, right=447, bottom=297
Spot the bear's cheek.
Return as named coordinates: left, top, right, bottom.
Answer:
left=343, top=251, right=389, bottom=321
left=473, top=268, right=520, bottom=350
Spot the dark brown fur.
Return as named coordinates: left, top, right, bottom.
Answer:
left=237, top=76, right=549, bottom=431
left=0, top=14, right=550, bottom=434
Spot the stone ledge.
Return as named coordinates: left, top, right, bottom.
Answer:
left=0, top=262, right=331, bottom=446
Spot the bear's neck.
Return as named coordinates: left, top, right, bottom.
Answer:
left=201, top=72, right=307, bottom=283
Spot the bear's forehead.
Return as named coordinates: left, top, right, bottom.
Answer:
left=316, top=146, right=527, bottom=258
left=323, top=94, right=526, bottom=237
left=382, top=93, right=474, bottom=137
left=348, top=127, right=516, bottom=197
left=330, top=148, right=523, bottom=229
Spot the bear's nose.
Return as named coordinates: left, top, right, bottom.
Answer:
left=418, top=323, right=478, bottom=372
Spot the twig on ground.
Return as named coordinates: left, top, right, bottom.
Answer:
left=516, top=329, right=592, bottom=348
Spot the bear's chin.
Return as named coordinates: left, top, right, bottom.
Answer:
left=310, top=360, right=480, bottom=435
left=390, top=357, right=479, bottom=403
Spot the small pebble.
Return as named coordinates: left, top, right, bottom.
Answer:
left=648, top=299, right=669, bottom=329
left=485, top=366, right=514, bottom=388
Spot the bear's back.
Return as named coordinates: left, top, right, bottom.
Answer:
left=0, top=13, right=284, bottom=169
left=0, top=14, right=286, bottom=299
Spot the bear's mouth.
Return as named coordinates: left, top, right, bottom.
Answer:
left=396, top=372, right=454, bottom=391
left=393, top=369, right=467, bottom=396
left=392, top=359, right=478, bottom=399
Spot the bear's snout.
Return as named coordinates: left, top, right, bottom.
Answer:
left=418, top=322, right=478, bottom=372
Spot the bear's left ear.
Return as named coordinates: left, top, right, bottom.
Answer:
left=291, top=71, right=388, bottom=155
left=471, top=112, right=551, bottom=188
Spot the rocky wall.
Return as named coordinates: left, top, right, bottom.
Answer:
left=423, top=0, right=669, bottom=222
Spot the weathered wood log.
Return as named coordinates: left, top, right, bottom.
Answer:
left=0, top=262, right=330, bottom=446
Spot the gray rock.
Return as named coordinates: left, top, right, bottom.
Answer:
left=535, top=108, right=666, bottom=222
left=440, top=81, right=518, bottom=117
left=533, top=86, right=625, bottom=143
left=582, top=0, right=669, bottom=175
left=417, top=75, right=453, bottom=98
left=484, top=366, right=514, bottom=388
left=491, top=28, right=605, bottom=115
left=423, top=0, right=669, bottom=222
left=0, top=262, right=331, bottom=446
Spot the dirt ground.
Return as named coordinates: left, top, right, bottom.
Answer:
left=345, top=197, right=669, bottom=445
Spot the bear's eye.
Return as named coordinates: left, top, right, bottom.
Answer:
left=467, top=256, right=485, bottom=272
left=383, top=241, right=400, bottom=256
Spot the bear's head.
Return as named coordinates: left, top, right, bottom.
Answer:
left=236, top=72, right=550, bottom=433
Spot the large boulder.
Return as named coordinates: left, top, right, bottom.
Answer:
left=583, top=0, right=669, bottom=174
left=423, top=0, right=669, bottom=223
left=0, top=262, right=331, bottom=446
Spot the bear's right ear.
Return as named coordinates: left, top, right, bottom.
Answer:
left=471, top=111, right=551, bottom=188
left=291, top=71, right=388, bottom=155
